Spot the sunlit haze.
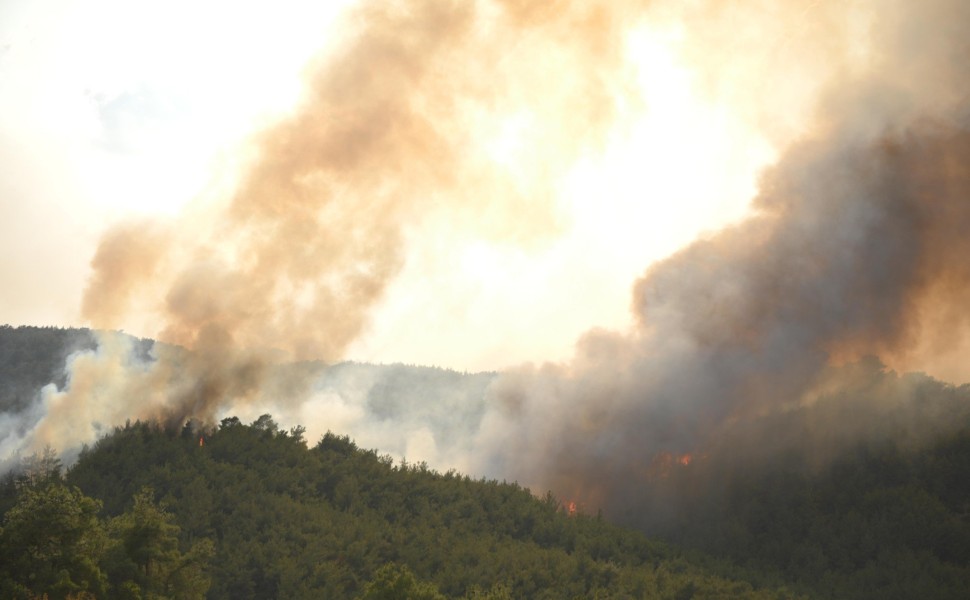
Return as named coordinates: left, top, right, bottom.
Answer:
left=1, top=0, right=779, bottom=372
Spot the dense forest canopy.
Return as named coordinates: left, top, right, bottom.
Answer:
left=1, top=417, right=798, bottom=599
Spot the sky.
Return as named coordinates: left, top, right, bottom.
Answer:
left=0, top=0, right=780, bottom=372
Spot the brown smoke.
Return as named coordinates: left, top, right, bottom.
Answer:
left=76, top=0, right=651, bottom=426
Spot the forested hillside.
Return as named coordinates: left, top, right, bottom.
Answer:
left=632, top=363, right=970, bottom=600
left=0, top=418, right=795, bottom=599
left=0, top=325, right=99, bottom=413
left=0, top=326, right=495, bottom=472
left=3, top=327, right=970, bottom=599
left=669, top=426, right=970, bottom=600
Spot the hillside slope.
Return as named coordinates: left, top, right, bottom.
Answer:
left=0, top=325, right=495, bottom=470
left=2, top=418, right=796, bottom=599
left=3, top=327, right=969, bottom=599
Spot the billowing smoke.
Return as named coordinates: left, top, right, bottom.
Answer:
left=6, top=0, right=661, bottom=463
left=4, top=0, right=970, bottom=530
left=470, top=0, right=970, bottom=522
left=64, top=0, right=645, bottom=432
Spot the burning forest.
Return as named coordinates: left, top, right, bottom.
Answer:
left=2, top=0, right=970, bottom=596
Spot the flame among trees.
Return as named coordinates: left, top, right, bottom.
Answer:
left=647, top=451, right=696, bottom=479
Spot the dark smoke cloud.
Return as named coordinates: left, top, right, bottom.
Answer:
left=471, top=0, right=970, bottom=521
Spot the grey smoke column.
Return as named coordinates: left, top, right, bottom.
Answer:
left=472, top=0, right=970, bottom=519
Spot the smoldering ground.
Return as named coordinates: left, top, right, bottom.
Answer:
left=4, top=0, right=970, bottom=532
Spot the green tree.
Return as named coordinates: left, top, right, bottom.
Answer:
left=19, top=446, right=64, bottom=487
left=104, top=487, right=212, bottom=600
left=357, top=563, right=446, bottom=600
left=0, top=481, right=107, bottom=599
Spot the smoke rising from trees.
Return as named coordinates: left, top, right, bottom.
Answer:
left=4, top=0, right=970, bottom=526
left=470, top=0, right=970, bottom=518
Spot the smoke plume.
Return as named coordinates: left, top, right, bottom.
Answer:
left=6, top=0, right=970, bottom=531
left=69, top=0, right=646, bottom=429
left=470, top=0, right=970, bottom=522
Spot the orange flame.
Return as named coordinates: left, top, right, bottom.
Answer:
left=647, top=451, right=695, bottom=478
left=199, top=436, right=205, bottom=447
left=567, top=500, right=577, bottom=516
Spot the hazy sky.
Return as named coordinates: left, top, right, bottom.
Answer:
left=0, top=0, right=823, bottom=372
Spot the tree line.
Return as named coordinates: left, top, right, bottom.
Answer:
left=1, top=417, right=798, bottom=599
